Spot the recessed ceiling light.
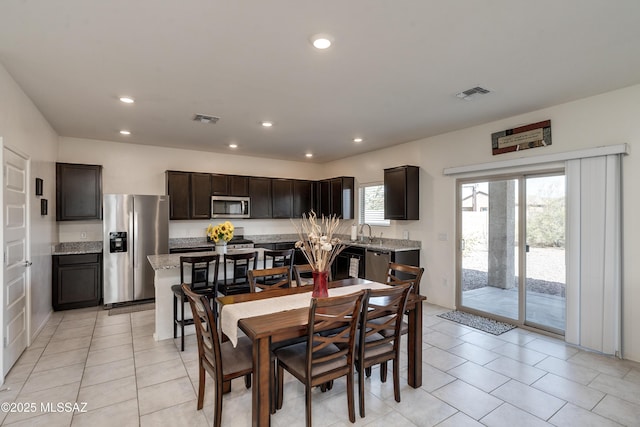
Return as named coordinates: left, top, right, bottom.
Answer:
left=353, top=137, right=363, bottom=143
left=305, top=153, right=313, bottom=158
left=229, top=143, right=238, bottom=149
left=119, top=96, right=135, bottom=104
left=310, top=34, right=333, bottom=49
left=261, top=121, right=273, bottom=128
left=119, top=130, right=131, bottom=135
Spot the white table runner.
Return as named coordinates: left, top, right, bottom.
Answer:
left=221, top=282, right=389, bottom=346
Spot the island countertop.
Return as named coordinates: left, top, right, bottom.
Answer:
left=147, top=247, right=265, bottom=271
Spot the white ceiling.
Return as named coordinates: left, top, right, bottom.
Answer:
left=1, top=1, right=640, bottom=163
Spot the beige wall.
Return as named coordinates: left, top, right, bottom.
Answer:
left=52, top=80, right=640, bottom=362
left=0, top=63, right=59, bottom=342
left=329, top=84, right=640, bottom=361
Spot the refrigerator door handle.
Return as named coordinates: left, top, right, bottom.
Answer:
left=129, top=210, right=135, bottom=267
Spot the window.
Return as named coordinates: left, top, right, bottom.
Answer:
left=359, top=183, right=390, bottom=226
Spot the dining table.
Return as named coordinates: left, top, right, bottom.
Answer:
left=217, top=277, right=426, bottom=427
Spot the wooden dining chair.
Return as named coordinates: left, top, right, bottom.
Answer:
left=274, top=290, right=366, bottom=426
left=171, top=254, right=220, bottom=351
left=356, top=283, right=413, bottom=418
left=263, top=249, right=295, bottom=269
left=182, top=284, right=252, bottom=427
left=219, top=251, right=258, bottom=295
left=377, top=262, right=425, bottom=338
left=247, top=266, right=292, bottom=292
left=386, top=262, right=424, bottom=294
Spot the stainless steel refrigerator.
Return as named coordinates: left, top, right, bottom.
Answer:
left=103, top=194, right=169, bottom=305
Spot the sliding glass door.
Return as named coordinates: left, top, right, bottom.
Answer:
left=457, top=171, right=566, bottom=334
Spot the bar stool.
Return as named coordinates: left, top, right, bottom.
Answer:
left=171, top=254, right=220, bottom=351
left=218, top=251, right=258, bottom=295
left=262, top=249, right=294, bottom=286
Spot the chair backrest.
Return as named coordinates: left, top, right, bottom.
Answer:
left=248, top=266, right=292, bottom=292
left=293, top=264, right=313, bottom=287
left=386, top=262, right=424, bottom=294
left=223, top=251, right=258, bottom=284
left=180, top=254, right=220, bottom=292
left=182, top=284, right=223, bottom=381
left=263, top=249, right=294, bottom=269
left=293, top=263, right=333, bottom=287
left=305, top=291, right=365, bottom=382
left=360, top=283, right=413, bottom=357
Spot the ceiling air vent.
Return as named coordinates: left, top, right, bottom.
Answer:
left=193, top=114, right=220, bottom=124
left=456, top=86, right=491, bottom=100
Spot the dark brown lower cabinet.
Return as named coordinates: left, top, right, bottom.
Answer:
left=53, top=253, right=102, bottom=311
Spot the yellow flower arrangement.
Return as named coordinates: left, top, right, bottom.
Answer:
left=207, top=221, right=234, bottom=243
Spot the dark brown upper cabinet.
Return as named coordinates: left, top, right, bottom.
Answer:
left=228, top=175, right=249, bottom=196
left=166, top=171, right=190, bottom=220
left=211, top=174, right=228, bottom=195
left=384, top=165, right=419, bottom=220
left=293, top=180, right=314, bottom=218
left=317, top=177, right=354, bottom=219
left=56, top=163, right=103, bottom=221
left=272, top=178, right=293, bottom=218
left=248, top=177, right=272, bottom=218
left=190, top=173, right=212, bottom=219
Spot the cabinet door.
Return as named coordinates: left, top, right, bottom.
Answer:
left=191, top=173, right=211, bottom=219
left=248, top=177, right=272, bottom=218
left=318, top=180, right=331, bottom=217
left=384, top=166, right=419, bottom=220
left=272, top=179, right=293, bottom=218
left=53, top=254, right=101, bottom=311
left=56, top=163, right=102, bottom=221
left=166, top=171, right=190, bottom=219
left=229, top=175, right=249, bottom=196
left=211, top=174, right=228, bottom=195
left=293, top=180, right=313, bottom=218
left=329, top=177, right=354, bottom=219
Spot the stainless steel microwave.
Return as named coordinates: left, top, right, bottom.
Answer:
left=211, top=196, right=250, bottom=218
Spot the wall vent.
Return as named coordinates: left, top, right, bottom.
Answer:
left=193, top=114, right=220, bottom=124
left=456, top=86, right=491, bottom=100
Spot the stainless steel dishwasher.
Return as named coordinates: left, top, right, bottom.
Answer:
left=365, top=249, right=391, bottom=283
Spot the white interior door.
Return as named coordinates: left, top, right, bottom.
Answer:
left=2, top=146, right=30, bottom=376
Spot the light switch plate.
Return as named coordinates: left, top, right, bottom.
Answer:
left=403, top=230, right=409, bottom=240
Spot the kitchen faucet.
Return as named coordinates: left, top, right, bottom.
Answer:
left=359, top=223, right=372, bottom=243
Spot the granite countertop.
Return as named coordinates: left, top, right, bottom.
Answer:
left=148, top=247, right=264, bottom=271
left=169, top=235, right=420, bottom=252
left=53, top=241, right=103, bottom=255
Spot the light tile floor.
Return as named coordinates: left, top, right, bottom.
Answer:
left=1, top=303, right=640, bottom=426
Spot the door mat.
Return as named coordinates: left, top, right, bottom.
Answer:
left=437, top=311, right=516, bottom=335
left=108, top=302, right=155, bottom=316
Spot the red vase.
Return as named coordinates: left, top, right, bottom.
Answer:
left=312, top=270, right=329, bottom=298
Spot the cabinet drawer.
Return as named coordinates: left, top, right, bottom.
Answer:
left=57, top=254, right=100, bottom=265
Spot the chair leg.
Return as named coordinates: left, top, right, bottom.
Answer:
left=365, top=366, right=372, bottom=378
left=276, top=364, right=284, bottom=410
left=214, top=374, right=224, bottom=427
left=305, top=384, right=313, bottom=427
left=180, top=296, right=185, bottom=351
left=244, top=373, right=251, bottom=389
left=347, top=370, right=356, bottom=423
left=173, top=294, right=178, bottom=339
left=380, top=361, right=388, bottom=383
left=393, top=360, right=401, bottom=402
left=359, top=363, right=366, bottom=418
left=197, top=362, right=205, bottom=410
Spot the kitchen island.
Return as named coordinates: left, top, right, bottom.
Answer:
left=147, top=247, right=265, bottom=341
